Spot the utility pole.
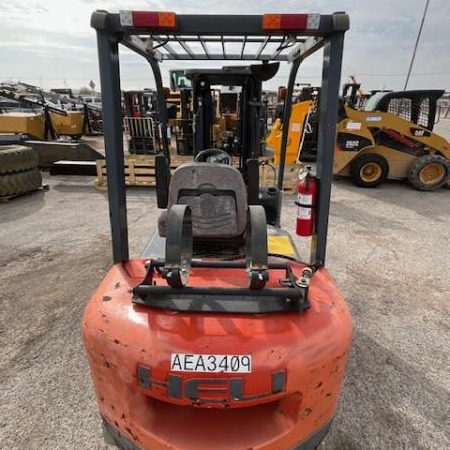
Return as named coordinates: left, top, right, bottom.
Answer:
left=404, top=0, right=431, bottom=90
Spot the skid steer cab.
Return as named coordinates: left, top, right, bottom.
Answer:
left=334, top=90, right=450, bottom=190
left=83, top=10, right=353, bottom=450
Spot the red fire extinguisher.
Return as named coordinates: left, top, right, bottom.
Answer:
left=295, top=166, right=318, bottom=236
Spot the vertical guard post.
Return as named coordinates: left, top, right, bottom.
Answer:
left=276, top=57, right=302, bottom=227
left=96, top=31, right=129, bottom=264
left=146, top=57, right=170, bottom=160
left=311, top=30, right=345, bottom=265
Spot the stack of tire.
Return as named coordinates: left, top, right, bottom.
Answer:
left=0, top=146, right=42, bottom=198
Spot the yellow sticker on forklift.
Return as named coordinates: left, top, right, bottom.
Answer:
left=171, top=353, right=252, bottom=373
left=267, top=236, right=296, bottom=257
left=290, top=123, right=302, bottom=132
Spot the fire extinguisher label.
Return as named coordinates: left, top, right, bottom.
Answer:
left=297, top=206, right=312, bottom=219
left=298, top=193, right=313, bottom=205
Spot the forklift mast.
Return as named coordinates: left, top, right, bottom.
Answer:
left=188, top=63, right=278, bottom=167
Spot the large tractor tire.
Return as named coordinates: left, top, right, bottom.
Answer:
left=407, top=154, right=449, bottom=191
left=0, top=145, right=38, bottom=174
left=350, top=153, right=389, bottom=188
left=0, top=169, right=42, bottom=197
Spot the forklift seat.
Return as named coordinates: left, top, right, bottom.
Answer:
left=158, top=163, right=248, bottom=238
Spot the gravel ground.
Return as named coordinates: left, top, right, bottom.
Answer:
left=1, top=121, right=449, bottom=450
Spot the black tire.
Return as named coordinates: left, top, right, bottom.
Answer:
left=350, top=153, right=389, bottom=188
left=0, top=145, right=38, bottom=175
left=407, top=154, right=449, bottom=191
left=0, top=169, right=42, bottom=197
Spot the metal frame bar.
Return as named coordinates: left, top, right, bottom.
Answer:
left=255, top=37, right=270, bottom=59
left=221, top=36, right=226, bottom=58
left=96, top=31, right=129, bottom=264
left=156, top=36, right=284, bottom=43
left=176, top=36, right=195, bottom=59
left=91, top=13, right=336, bottom=36
left=199, top=37, right=210, bottom=59
left=154, top=37, right=179, bottom=59
left=240, top=36, right=247, bottom=59
left=276, top=56, right=301, bottom=224
left=146, top=57, right=170, bottom=158
left=311, top=31, right=345, bottom=265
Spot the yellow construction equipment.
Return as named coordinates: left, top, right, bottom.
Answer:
left=49, top=111, right=84, bottom=137
left=266, top=100, right=313, bottom=164
left=334, top=90, right=450, bottom=190
left=0, top=113, right=45, bottom=140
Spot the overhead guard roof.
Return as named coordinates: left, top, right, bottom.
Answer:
left=91, top=11, right=349, bottom=62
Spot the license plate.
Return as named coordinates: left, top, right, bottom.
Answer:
left=170, top=353, right=252, bottom=373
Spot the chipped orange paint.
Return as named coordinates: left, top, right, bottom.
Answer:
left=83, top=259, right=353, bottom=449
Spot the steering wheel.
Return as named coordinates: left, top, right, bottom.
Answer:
left=194, top=148, right=232, bottom=165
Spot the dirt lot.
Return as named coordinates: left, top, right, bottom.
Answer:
left=1, top=121, right=449, bottom=450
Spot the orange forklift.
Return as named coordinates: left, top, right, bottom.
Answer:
left=83, top=10, right=353, bottom=450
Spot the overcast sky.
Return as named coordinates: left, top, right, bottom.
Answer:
left=0, top=0, right=448, bottom=94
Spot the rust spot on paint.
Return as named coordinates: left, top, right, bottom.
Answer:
left=114, top=282, right=121, bottom=289
left=305, top=408, right=313, bottom=416
left=125, top=427, right=139, bottom=442
left=315, top=381, right=323, bottom=389
left=102, top=295, right=112, bottom=302
left=114, top=339, right=120, bottom=344
left=121, top=413, right=126, bottom=420
left=111, top=404, right=115, bottom=410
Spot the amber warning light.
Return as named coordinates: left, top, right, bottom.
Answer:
left=263, top=14, right=320, bottom=32
left=120, top=10, right=177, bottom=30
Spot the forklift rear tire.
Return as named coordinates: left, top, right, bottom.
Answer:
left=0, top=146, right=38, bottom=174
left=0, top=168, right=42, bottom=197
left=350, top=153, right=389, bottom=188
left=407, top=154, right=449, bottom=191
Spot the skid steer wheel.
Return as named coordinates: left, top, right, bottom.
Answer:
left=407, top=154, right=449, bottom=191
left=194, top=148, right=232, bottom=165
left=350, top=153, right=389, bottom=188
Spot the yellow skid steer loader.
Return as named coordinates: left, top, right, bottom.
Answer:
left=334, top=90, right=450, bottom=190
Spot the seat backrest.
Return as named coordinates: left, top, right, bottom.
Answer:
left=159, top=163, right=247, bottom=238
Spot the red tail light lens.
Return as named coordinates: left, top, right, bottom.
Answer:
left=120, top=10, right=177, bottom=30
left=262, top=14, right=320, bottom=32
